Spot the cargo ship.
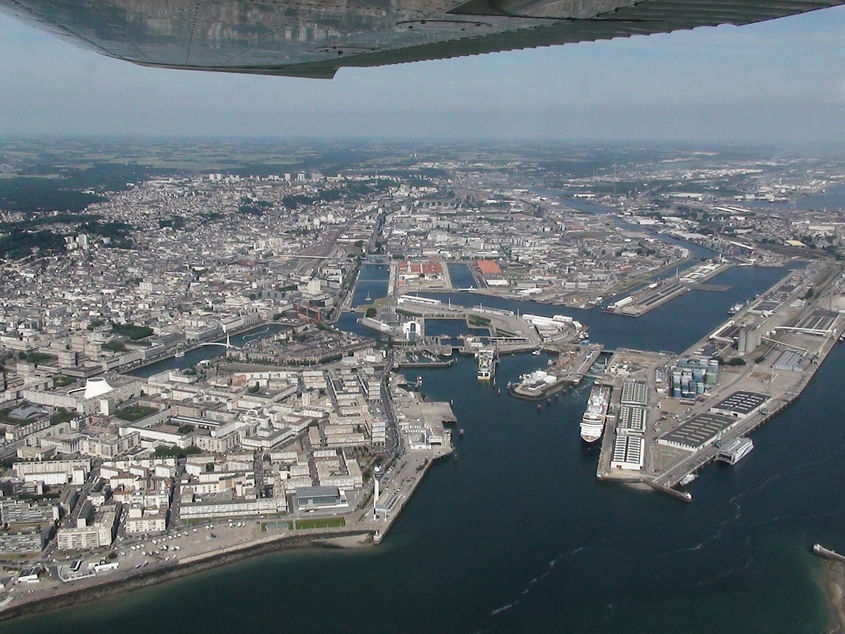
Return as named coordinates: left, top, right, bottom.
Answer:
left=580, top=384, right=610, bottom=443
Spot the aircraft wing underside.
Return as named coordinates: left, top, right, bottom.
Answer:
left=1, top=0, right=843, bottom=78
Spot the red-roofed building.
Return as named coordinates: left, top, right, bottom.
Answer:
left=398, top=259, right=444, bottom=282
left=477, top=260, right=502, bottom=276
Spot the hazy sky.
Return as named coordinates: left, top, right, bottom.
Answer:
left=0, top=5, right=844, bottom=142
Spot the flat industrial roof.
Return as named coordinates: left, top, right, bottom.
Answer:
left=618, top=405, right=646, bottom=433
left=620, top=380, right=648, bottom=406
left=660, top=412, right=736, bottom=450
left=711, top=390, right=767, bottom=415
left=294, top=485, right=340, bottom=499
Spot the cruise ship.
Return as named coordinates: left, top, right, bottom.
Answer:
left=476, top=348, right=496, bottom=381
left=580, top=385, right=610, bottom=443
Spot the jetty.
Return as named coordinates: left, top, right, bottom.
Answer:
left=604, top=262, right=732, bottom=317
left=595, top=261, right=843, bottom=500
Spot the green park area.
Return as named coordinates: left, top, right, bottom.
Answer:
left=295, top=517, right=346, bottom=529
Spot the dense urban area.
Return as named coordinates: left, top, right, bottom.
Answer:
left=0, top=139, right=842, bottom=618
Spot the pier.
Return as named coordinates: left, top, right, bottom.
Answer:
left=509, top=344, right=603, bottom=400
left=594, top=261, right=843, bottom=499
left=604, top=262, right=733, bottom=317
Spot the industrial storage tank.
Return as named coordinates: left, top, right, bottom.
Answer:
left=706, top=359, right=719, bottom=384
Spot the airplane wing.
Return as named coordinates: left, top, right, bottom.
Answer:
left=1, top=0, right=842, bottom=78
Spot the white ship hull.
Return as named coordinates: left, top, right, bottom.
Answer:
left=580, top=385, right=610, bottom=443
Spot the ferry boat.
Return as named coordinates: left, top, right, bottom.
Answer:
left=715, top=437, right=754, bottom=465
left=476, top=348, right=496, bottom=381
left=580, top=384, right=610, bottom=443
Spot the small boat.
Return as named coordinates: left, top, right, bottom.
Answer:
left=532, top=349, right=541, bottom=356
left=175, top=351, right=185, bottom=358
left=537, top=404, right=542, bottom=412
left=458, top=428, right=465, bottom=437
left=680, top=473, right=697, bottom=486
left=812, top=544, right=845, bottom=563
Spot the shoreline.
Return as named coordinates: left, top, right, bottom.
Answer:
left=822, top=560, right=845, bottom=634
left=0, top=529, right=372, bottom=625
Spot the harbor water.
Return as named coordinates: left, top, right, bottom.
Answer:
left=415, top=265, right=787, bottom=353
left=7, top=266, right=844, bottom=634
left=447, top=262, right=478, bottom=289
left=128, top=324, right=289, bottom=379
left=351, top=264, right=390, bottom=307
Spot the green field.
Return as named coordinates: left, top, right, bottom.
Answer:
left=295, top=517, right=346, bottom=530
